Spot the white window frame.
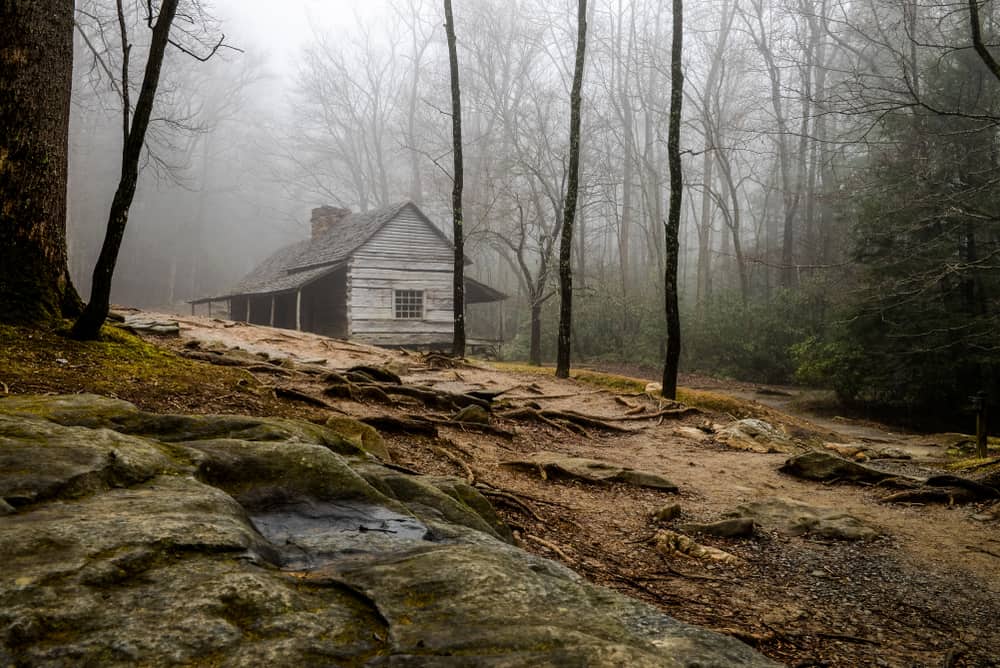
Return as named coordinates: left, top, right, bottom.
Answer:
left=394, top=289, right=424, bottom=319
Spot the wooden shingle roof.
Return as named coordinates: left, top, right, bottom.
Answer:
left=191, top=201, right=506, bottom=304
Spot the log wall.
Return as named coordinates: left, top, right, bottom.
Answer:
left=348, top=205, right=454, bottom=345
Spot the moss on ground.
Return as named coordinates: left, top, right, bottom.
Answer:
left=490, top=361, right=766, bottom=414
left=675, top=387, right=770, bottom=419
left=0, top=323, right=291, bottom=417
left=946, top=454, right=1000, bottom=473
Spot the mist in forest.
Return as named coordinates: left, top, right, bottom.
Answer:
left=68, top=0, right=1000, bottom=422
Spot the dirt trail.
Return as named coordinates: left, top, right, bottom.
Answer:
left=719, top=383, right=948, bottom=462
left=141, top=312, right=1000, bottom=667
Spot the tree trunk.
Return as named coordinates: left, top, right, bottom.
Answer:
left=556, top=0, right=588, bottom=379
left=696, top=148, right=714, bottom=306
left=72, top=0, right=180, bottom=339
left=662, top=0, right=684, bottom=400
left=0, top=0, right=80, bottom=324
left=694, top=0, right=733, bottom=307
left=444, top=0, right=466, bottom=358
left=530, top=301, right=542, bottom=366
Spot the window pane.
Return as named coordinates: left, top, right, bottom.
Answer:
left=394, top=290, right=424, bottom=319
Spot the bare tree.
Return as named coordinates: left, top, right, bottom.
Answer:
left=444, top=0, right=466, bottom=357
left=292, top=22, right=408, bottom=211
left=662, top=0, right=684, bottom=399
left=72, top=0, right=232, bottom=338
left=556, top=0, right=589, bottom=378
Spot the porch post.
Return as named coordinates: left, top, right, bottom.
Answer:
left=269, top=295, right=275, bottom=327
left=499, top=300, right=505, bottom=342
left=245, top=297, right=250, bottom=323
left=296, top=290, right=302, bottom=331
left=208, top=301, right=212, bottom=317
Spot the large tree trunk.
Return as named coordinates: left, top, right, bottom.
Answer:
left=72, top=0, right=180, bottom=339
left=556, top=0, right=588, bottom=379
left=444, top=0, right=466, bottom=358
left=529, top=301, right=542, bottom=366
left=662, top=0, right=684, bottom=400
left=0, top=0, right=80, bottom=324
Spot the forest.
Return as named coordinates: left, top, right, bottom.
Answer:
left=4, top=2, right=1000, bottom=665
left=40, top=0, right=1000, bottom=425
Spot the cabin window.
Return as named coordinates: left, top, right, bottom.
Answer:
left=394, top=289, right=424, bottom=319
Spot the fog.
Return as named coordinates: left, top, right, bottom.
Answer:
left=67, top=0, right=1000, bottom=399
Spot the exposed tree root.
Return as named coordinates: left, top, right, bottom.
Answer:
left=346, top=365, right=402, bottom=384
left=324, top=373, right=492, bottom=413
left=323, top=382, right=395, bottom=405
left=965, top=545, right=1000, bottom=560
left=538, top=409, right=635, bottom=432
left=605, top=407, right=702, bottom=421
left=432, top=445, right=475, bottom=484
left=882, top=475, right=998, bottom=505
left=477, top=487, right=545, bottom=521
left=524, top=534, right=574, bottom=562
left=359, top=415, right=439, bottom=437
left=181, top=350, right=292, bottom=375
left=422, top=416, right=516, bottom=439
left=504, top=389, right=606, bottom=401
left=245, top=364, right=294, bottom=376
left=499, top=407, right=580, bottom=434
left=271, top=386, right=335, bottom=408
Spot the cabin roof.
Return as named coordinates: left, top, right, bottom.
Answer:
left=209, top=201, right=421, bottom=299
left=288, top=201, right=415, bottom=273
left=192, top=201, right=505, bottom=303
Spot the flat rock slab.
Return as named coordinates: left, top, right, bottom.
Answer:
left=680, top=518, right=757, bottom=539
left=780, top=450, right=915, bottom=486
left=0, top=395, right=775, bottom=667
left=724, top=497, right=879, bottom=541
left=119, top=314, right=180, bottom=335
left=717, top=419, right=797, bottom=454
left=501, top=452, right=678, bottom=492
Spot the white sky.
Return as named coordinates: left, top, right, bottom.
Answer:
left=213, top=0, right=390, bottom=80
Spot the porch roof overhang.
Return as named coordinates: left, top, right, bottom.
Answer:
left=188, top=262, right=346, bottom=305
left=466, top=277, right=508, bottom=304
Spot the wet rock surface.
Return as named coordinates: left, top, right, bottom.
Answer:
left=0, top=394, right=776, bottom=667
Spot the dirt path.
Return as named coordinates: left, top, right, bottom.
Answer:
left=718, top=383, right=948, bottom=462
left=141, top=312, right=1000, bottom=667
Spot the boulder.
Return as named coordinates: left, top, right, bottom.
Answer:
left=654, top=530, right=742, bottom=564
left=780, top=450, right=912, bottom=485
left=119, top=315, right=180, bottom=335
left=0, top=395, right=776, bottom=667
left=501, top=452, right=678, bottom=492
left=651, top=503, right=683, bottom=522
left=453, top=404, right=491, bottom=424
left=717, top=419, right=796, bottom=453
left=680, top=518, right=757, bottom=539
left=724, top=497, right=879, bottom=541
left=324, top=415, right=391, bottom=461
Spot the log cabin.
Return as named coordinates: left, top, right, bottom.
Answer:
left=190, top=201, right=506, bottom=347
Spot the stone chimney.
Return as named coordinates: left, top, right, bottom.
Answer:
left=310, top=206, right=351, bottom=240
